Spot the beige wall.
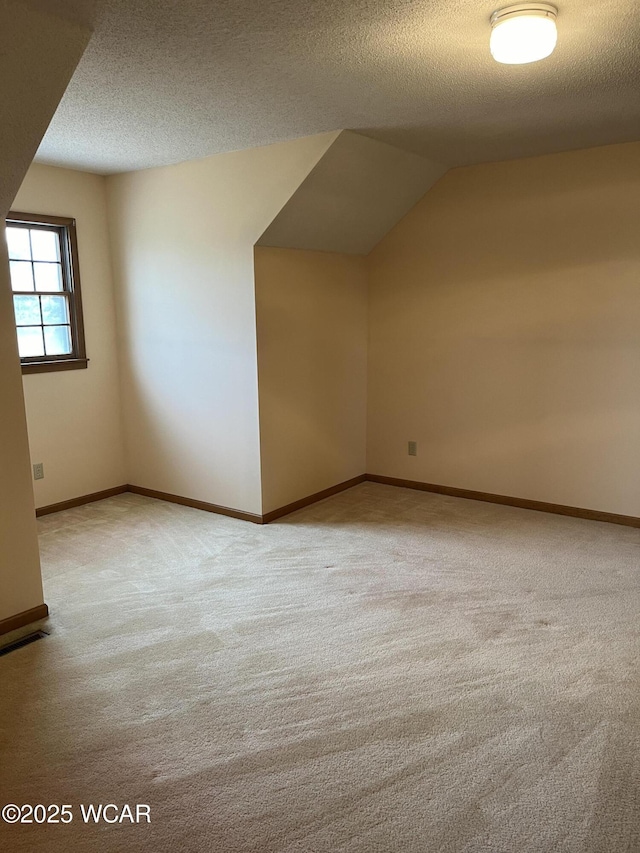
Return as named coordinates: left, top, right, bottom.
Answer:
left=13, top=164, right=126, bottom=509
left=255, top=247, right=368, bottom=513
left=0, top=0, right=90, bottom=624
left=0, top=247, right=45, bottom=622
left=367, top=142, right=640, bottom=517
left=106, top=133, right=337, bottom=516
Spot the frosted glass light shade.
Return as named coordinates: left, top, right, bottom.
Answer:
left=490, top=4, right=558, bottom=65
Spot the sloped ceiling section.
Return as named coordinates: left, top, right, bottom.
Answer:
left=256, top=131, right=446, bottom=256
left=1, top=0, right=92, bottom=213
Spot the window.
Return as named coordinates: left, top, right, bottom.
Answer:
left=5, top=212, right=87, bottom=374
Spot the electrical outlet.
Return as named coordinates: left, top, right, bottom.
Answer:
left=33, top=462, right=44, bottom=480
left=408, top=441, right=417, bottom=457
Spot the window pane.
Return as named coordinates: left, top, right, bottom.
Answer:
left=9, top=260, right=34, bottom=291
left=44, top=325, right=72, bottom=356
left=34, top=262, right=63, bottom=292
left=13, top=295, right=41, bottom=326
left=41, top=294, right=69, bottom=325
left=30, top=229, right=60, bottom=262
left=6, top=227, right=31, bottom=260
left=17, top=327, right=45, bottom=358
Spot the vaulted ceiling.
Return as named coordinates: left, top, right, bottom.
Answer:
left=35, top=0, right=640, bottom=174
left=258, top=131, right=446, bottom=255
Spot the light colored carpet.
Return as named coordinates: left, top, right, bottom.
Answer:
left=1, top=483, right=640, bottom=852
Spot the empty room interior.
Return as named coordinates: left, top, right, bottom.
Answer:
left=1, top=0, right=640, bottom=850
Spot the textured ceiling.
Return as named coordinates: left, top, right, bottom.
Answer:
left=36, top=0, right=640, bottom=174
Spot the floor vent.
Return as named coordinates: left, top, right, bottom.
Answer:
left=0, top=630, right=49, bottom=658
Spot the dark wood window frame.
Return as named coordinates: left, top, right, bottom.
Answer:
left=6, top=211, right=88, bottom=375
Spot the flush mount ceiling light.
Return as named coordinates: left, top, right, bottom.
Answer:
left=490, top=3, right=558, bottom=65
